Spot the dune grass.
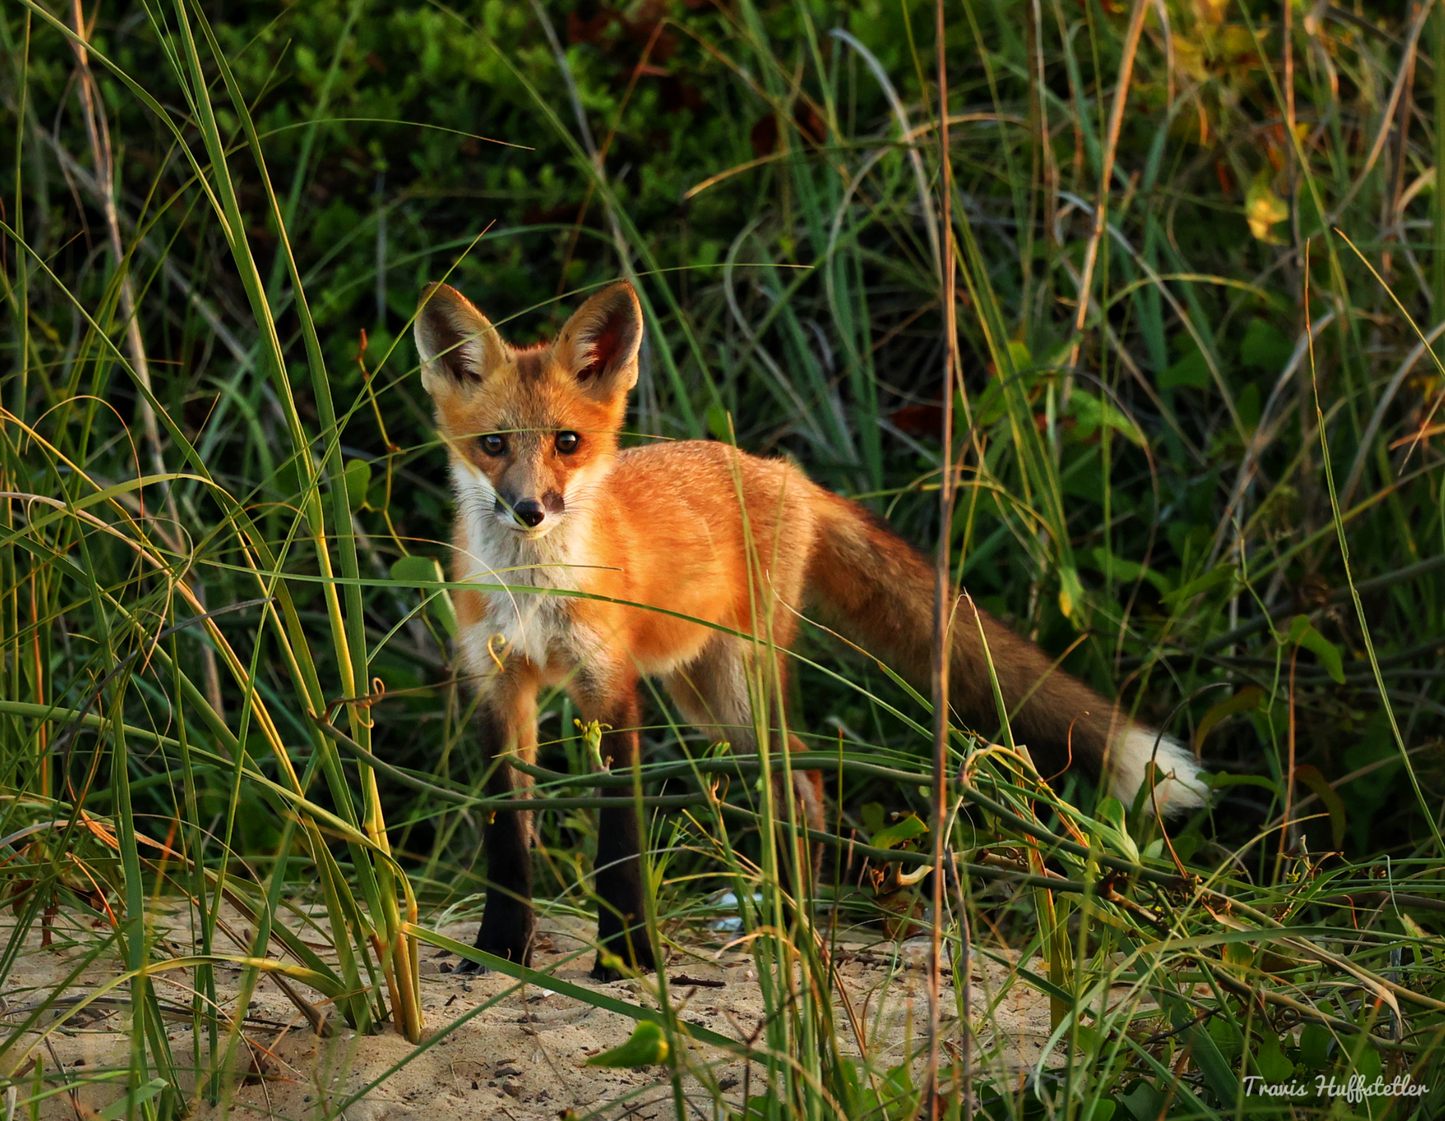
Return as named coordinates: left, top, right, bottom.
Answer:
left=3, top=0, right=1445, bottom=1117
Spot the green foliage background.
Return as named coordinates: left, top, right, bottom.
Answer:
left=4, top=0, right=1445, bottom=1116
left=9, top=0, right=1441, bottom=849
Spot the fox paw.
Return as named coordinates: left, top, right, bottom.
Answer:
left=589, top=942, right=656, bottom=982
left=465, top=924, right=533, bottom=972
left=589, top=958, right=624, bottom=983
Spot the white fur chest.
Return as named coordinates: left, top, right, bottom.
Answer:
left=452, top=475, right=599, bottom=678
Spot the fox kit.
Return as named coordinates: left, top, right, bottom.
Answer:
left=414, top=280, right=1207, bottom=979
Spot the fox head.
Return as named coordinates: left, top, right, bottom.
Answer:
left=414, top=281, right=642, bottom=540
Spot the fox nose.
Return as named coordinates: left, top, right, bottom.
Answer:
left=513, top=500, right=545, bottom=527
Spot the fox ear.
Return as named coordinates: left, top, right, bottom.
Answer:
left=414, top=283, right=505, bottom=394
left=555, top=281, right=642, bottom=399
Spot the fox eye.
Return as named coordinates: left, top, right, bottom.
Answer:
left=555, top=431, right=580, bottom=454
left=480, top=434, right=507, bottom=456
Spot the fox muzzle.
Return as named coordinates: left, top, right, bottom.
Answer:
left=495, top=491, right=565, bottom=530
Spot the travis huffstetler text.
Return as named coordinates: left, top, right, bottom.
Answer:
left=1243, top=1074, right=1429, bottom=1103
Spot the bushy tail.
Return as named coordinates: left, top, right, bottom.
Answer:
left=805, top=490, right=1207, bottom=815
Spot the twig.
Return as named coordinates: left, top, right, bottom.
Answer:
left=926, top=0, right=960, bottom=1111
left=1064, top=0, right=1151, bottom=400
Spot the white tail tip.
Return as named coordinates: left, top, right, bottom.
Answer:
left=1109, top=728, right=1210, bottom=816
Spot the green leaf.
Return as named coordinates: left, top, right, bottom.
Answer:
left=1119, top=1081, right=1165, bottom=1121
left=1354, top=1042, right=1382, bottom=1085
left=344, top=458, right=372, bottom=512
left=390, top=555, right=458, bottom=637
left=1085, top=548, right=1171, bottom=595
left=1299, top=1023, right=1333, bottom=1071
left=99, top=1078, right=170, bottom=1120
left=1161, top=565, right=1236, bottom=609
left=1237, top=382, right=1261, bottom=432
left=1285, top=616, right=1345, bottom=684
left=1254, top=1028, right=1294, bottom=1082
left=870, top=813, right=927, bottom=850
left=1191, top=1017, right=1243, bottom=1103
left=586, top=1020, right=669, bottom=1067
left=1293, top=764, right=1347, bottom=851
left=1068, top=389, right=1145, bottom=447
left=1194, top=686, right=1263, bottom=752
left=391, top=555, right=444, bottom=586
left=1057, top=565, right=1086, bottom=619
left=1205, top=1015, right=1243, bottom=1060
left=880, top=1061, right=918, bottom=1121
left=705, top=402, right=732, bottom=442
left=1241, top=318, right=1294, bottom=374
left=1160, top=346, right=1210, bottom=390
left=1089, top=799, right=1140, bottom=862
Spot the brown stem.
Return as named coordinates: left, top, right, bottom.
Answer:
left=926, top=1, right=959, bottom=1113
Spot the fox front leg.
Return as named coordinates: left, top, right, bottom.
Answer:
left=461, top=697, right=538, bottom=972
left=587, top=687, right=657, bottom=981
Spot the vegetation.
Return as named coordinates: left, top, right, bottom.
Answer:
left=2, top=0, right=1444, bottom=1117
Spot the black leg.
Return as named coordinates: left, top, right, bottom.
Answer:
left=589, top=691, right=656, bottom=980
left=460, top=705, right=535, bottom=973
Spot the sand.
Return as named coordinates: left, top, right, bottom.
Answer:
left=0, top=904, right=1067, bottom=1120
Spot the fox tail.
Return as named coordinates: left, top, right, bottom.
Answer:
left=804, top=490, right=1208, bottom=816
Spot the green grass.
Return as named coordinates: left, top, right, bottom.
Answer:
left=3, top=0, right=1445, bottom=1118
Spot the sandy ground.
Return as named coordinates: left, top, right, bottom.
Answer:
left=0, top=904, right=1066, bottom=1120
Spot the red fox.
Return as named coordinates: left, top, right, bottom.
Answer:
left=414, top=280, right=1208, bottom=979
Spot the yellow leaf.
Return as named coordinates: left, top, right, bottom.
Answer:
left=1245, top=172, right=1289, bottom=244
left=1193, top=0, right=1228, bottom=25
left=1057, top=566, right=1085, bottom=621
left=1223, top=942, right=1253, bottom=975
